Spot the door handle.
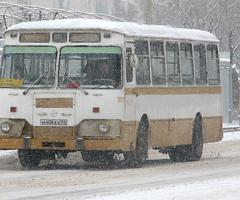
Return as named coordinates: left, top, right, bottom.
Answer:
left=37, top=112, right=48, bottom=116
left=8, top=93, right=19, bottom=96
left=61, top=113, right=72, bottom=116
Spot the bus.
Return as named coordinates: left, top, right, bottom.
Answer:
left=0, top=18, right=222, bottom=167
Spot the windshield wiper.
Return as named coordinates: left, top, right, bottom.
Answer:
left=93, top=84, right=114, bottom=89
left=63, top=74, right=89, bottom=95
left=23, top=72, right=47, bottom=95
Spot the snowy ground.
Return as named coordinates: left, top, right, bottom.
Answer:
left=1, top=128, right=240, bottom=200
left=223, top=121, right=240, bottom=128
left=221, top=130, right=240, bottom=141
left=0, top=150, right=16, bottom=157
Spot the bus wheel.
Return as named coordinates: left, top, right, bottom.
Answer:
left=81, top=151, right=95, bottom=162
left=81, top=151, right=114, bottom=163
left=169, top=114, right=203, bottom=162
left=18, top=149, right=43, bottom=168
left=125, top=117, right=149, bottom=167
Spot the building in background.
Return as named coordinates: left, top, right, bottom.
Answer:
left=2, top=0, right=141, bottom=20
left=113, top=0, right=141, bottom=22
left=220, top=52, right=234, bottom=123
left=0, top=38, right=3, bottom=64
left=3, top=0, right=96, bottom=13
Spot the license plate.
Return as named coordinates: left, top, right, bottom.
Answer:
left=40, top=119, right=68, bottom=126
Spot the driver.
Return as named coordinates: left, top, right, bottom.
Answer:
left=98, top=61, right=113, bottom=80
left=84, top=60, right=117, bottom=87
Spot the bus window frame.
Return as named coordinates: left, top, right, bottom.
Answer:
left=1, top=45, right=57, bottom=88
left=165, top=41, right=181, bottom=86
left=19, top=33, right=50, bottom=43
left=128, top=39, right=220, bottom=88
left=180, top=42, right=194, bottom=86
left=58, top=45, right=123, bottom=90
left=52, top=32, right=68, bottom=43
left=193, top=43, right=208, bottom=86
left=150, top=40, right=166, bottom=86
left=134, top=40, right=151, bottom=86
left=206, top=44, right=220, bottom=85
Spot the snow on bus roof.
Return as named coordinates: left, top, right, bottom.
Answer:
left=7, top=18, right=218, bottom=42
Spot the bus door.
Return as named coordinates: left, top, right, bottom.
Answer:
left=125, top=42, right=137, bottom=134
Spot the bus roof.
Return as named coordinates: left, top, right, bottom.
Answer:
left=7, top=18, right=218, bottom=43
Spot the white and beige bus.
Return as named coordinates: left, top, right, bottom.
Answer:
left=0, top=18, right=222, bottom=167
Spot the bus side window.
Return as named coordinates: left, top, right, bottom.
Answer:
left=194, top=44, right=207, bottom=85
left=207, top=44, right=220, bottom=85
left=166, top=42, right=180, bottom=85
left=180, top=43, right=194, bottom=85
left=135, top=40, right=150, bottom=85
left=150, top=41, right=166, bottom=85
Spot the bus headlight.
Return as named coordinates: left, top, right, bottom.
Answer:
left=1, top=122, right=11, bottom=133
left=98, top=123, right=110, bottom=134
left=79, top=120, right=121, bottom=138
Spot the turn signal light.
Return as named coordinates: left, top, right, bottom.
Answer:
left=10, top=107, right=17, bottom=113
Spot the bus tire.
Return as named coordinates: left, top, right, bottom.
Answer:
left=81, top=151, right=114, bottom=163
left=190, top=114, right=203, bottom=161
left=18, top=149, right=43, bottom=168
left=125, top=117, right=149, bottom=167
left=81, top=151, right=95, bottom=162
left=169, top=114, right=203, bottom=162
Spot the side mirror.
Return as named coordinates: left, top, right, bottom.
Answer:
left=126, top=53, right=138, bottom=83
left=128, top=53, right=138, bottom=68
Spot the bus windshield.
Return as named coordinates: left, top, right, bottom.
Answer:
left=0, top=46, right=57, bottom=88
left=59, top=46, right=122, bottom=89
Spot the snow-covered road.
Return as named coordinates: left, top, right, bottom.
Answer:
left=1, top=132, right=240, bottom=200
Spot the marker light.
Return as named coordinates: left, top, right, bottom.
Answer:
left=10, top=107, right=17, bottom=113
left=93, top=107, right=100, bottom=113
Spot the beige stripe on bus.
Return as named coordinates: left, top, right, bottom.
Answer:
left=125, top=86, right=221, bottom=95
left=36, top=98, right=73, bottom=108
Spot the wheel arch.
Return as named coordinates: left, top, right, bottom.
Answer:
left=195, top=112, right=203, bottom=120
left=135, top=113, right=150, bottom=147
left=194, top=112, right=203, bottom=136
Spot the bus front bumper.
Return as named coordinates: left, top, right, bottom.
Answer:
left=0, top=136, right=133, bottom=151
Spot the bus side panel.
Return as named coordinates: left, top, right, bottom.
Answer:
left=84, top=121, right=137, bottom=151
left=203, top=116, right=223, bottom=143
left=127, top=87, right=222, bottom=149
left=149, top=116, right=223, bottom=148
left=150, top=119, right=193, bottom=148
